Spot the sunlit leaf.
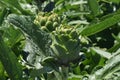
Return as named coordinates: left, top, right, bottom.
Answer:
left=68, top=20, right=89, bottom=25
left=88, top=0, right=100, bottom=16
left=0, top=61, right=5, bottom=80
left=80, top=13, right=120, bottom=36
left=0, top=8, right=7, bottom=25
left=0, top=36, right=22, bottom=80
left=91, top=47, right=112, bottom=59
left=71, top=1, right=87, bottom=5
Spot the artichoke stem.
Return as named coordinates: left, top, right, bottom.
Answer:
left=60, top=66, right=69, bottom=80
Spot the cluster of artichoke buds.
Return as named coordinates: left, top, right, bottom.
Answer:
left=34, top=12, right=61, bottom=32
left=50, top=26, right=81, bottom=65
left=34, top=12, right=81, bottom=65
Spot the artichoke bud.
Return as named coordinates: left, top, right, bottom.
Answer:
left=48, top=16, right=53, bottom=21
left=40, top=17, right=47, bottom=26
left=45, top=21, right=54, bottom=31
left=65, top=29, right=71, bottom=34
left=57, top=17, right=61, bottom=23
left=59, top=28, right=67, bottom=34
left=38, top=12, right=45, bottom=16
left=52, top=17, right=57, bottom=22
left=34, top=20, right=39, bottom=25
left=41, top=26, right=49, bottom=32
left=53, top=22, right=59, bottom=28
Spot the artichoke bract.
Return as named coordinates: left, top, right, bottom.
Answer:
left=34, top=12, right=81, bottom=65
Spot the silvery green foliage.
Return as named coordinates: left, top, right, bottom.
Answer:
left=7, top=13, right=82, bottom=66
left=87, top=53, right=120, bottom=80
left=7, top=14, right=52, bottom=69
left=7, top=14, right=51, bottom=56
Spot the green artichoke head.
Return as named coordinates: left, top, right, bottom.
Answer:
left=50, top=25, right=81, bottom=65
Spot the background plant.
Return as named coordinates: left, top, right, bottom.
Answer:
left=0, top=0, right=120, bottom=80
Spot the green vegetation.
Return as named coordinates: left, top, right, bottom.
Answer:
left=0, top=0, right=120, bottom=80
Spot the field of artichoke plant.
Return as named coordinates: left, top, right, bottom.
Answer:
left=0, top=0, right=120, bottom=80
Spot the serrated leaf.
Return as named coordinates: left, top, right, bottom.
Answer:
left=7, top=14, right=51, bottom=56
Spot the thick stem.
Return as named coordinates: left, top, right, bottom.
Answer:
left=60, top=66, right=69, bottom=80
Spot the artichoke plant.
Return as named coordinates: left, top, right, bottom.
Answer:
left=7, top=12, right=82, bottom=79
left=34, top=12, right=81, bottom=65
